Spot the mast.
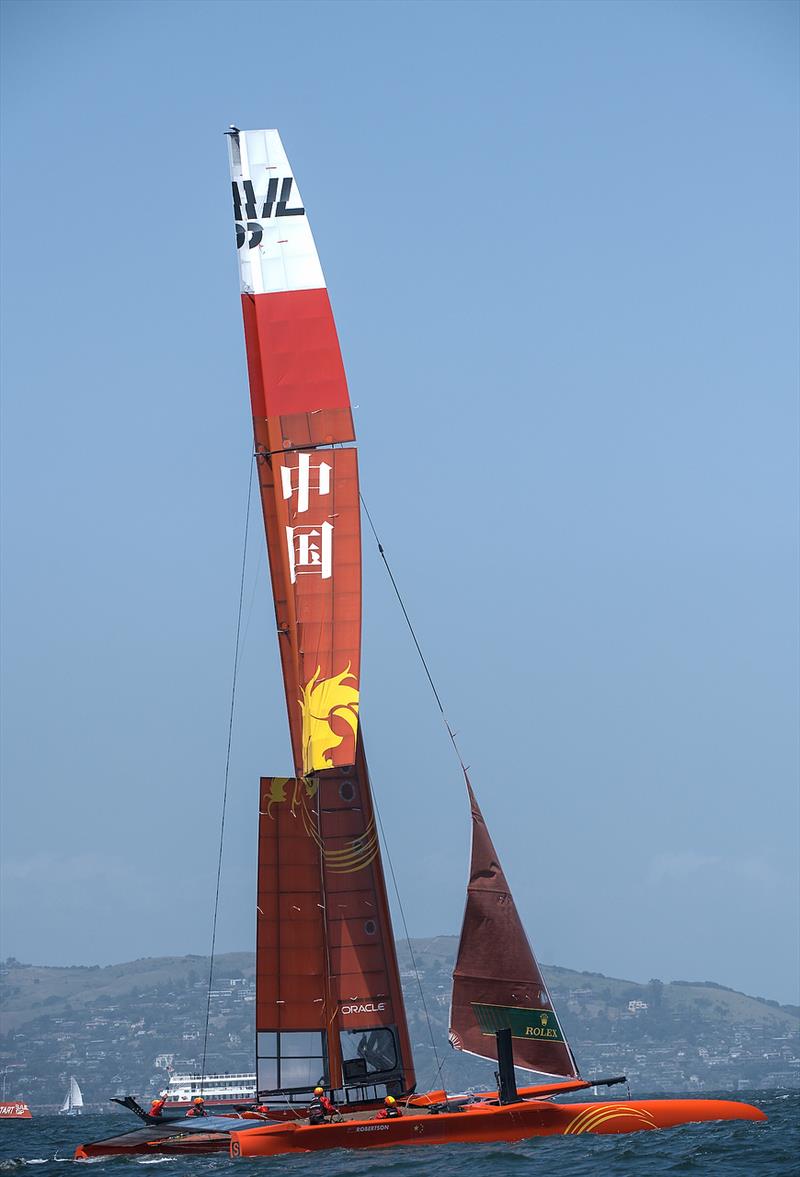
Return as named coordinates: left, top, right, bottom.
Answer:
left=227, top=128, right=415, bottom=1100
left=449, top=775, right=580, bottom=1079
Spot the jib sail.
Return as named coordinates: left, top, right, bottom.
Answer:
left=449, top=775, right=580, bottom=1078
left=228, top=128, right=414, bottom=1099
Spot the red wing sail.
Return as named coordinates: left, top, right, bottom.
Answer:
left=256, top=777, right=329, bottom=1092
left=242, top=288, right=355, bottom=450
left=230, top=126, right=360, bottom=776
left=317, top=734, right=415, bottom=1092
left=228, top=128, right=414, bottom=1099
left=256, top=756, right=416, bottom=1095
left=449, top=775, right=580, bottom=1078
left=256, top=445, right=361, bottom=776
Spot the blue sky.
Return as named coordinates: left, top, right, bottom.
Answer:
left=1, top=0, right=798, bottom=1005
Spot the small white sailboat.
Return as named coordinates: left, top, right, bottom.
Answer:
left=59, top=1076, right=83, bottom=1116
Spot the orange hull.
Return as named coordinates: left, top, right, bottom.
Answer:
left=230, top=1098, right=766, bottom=1157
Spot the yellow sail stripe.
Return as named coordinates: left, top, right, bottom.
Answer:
left=324, top=844, right=378, bottom=868
left=325, top=842, right=380, bottom=874
left=264, top=771, right=378, bottom=873
left=301, top=812, right=323, bottom=849
left=323, top=826, right=377, bottom=859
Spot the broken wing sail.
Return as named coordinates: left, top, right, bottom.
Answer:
left=228, top=128, right=414, bottom=1099
left=449, top=776, right=580, bottom=1078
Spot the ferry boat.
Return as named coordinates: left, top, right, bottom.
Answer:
left=163, top=1072, right=255, bottom=1111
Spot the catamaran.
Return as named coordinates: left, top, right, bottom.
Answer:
left=75, top=129, right=765, bottom=1160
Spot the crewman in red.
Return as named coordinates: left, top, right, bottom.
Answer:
left=308, top=1087, right=335, bottom=1124
left=375, top=1095, right=402, bottom=1119
left=241, top=1103, right=271, bottom=1120
left=186, top=1096, right=208, bottom=1117
left=148, top=1097, right=166, bottom=1119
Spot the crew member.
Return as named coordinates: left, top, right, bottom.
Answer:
left=375, top=1095, right=402, bottom=1119
left=307, top=1089, right=326, bottom=1125
left=148, top=1096, right=166, bottom=1119
left=308, top=1087, right=335, bottom=1125
left=241, top=1103, right=272, bottom=1120
left=187, top=1096, right=207, bottom=1117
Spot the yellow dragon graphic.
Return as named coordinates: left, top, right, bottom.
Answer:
left=299, top=663, right=359, bottom=775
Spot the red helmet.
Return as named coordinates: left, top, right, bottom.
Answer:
left=384, top=1096, right=396, bottom=1106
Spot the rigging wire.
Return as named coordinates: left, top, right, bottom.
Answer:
left=240, top=540, right=264, bottom=651
left=359, top=490, right=475, bottom=1093
left=200, top=452, right=255, bottom=1091
left=359, top=495, right=470, bottom=779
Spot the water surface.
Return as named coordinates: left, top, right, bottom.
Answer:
left=0, top=1091, right=796, bottom=1175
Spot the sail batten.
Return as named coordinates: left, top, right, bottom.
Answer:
left=450, top=775, right=579, bottom=1079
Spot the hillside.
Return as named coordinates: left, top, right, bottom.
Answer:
left=0, top=953, right=255, bottom=1035
left=1, top=941, right=797, bottom=1109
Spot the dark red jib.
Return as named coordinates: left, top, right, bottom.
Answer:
left=450, top=775, right=579, bottom=1077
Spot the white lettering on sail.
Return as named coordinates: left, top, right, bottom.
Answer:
left=340, top=1002, right=386, bottom=1015
left=285, top=523, right=333, bottom=584
left=280, top=453, right=331, bottom=514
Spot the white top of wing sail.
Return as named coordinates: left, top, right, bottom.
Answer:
left=227, top=127, right=325, bottom=295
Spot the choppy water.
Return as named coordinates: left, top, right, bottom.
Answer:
left=0, top=1091, right=796, bottom=1175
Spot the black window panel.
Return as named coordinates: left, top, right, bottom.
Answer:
left=340, top=1026, right=399, bottom=1078
left=257, top=1030, right=329, bottom=1094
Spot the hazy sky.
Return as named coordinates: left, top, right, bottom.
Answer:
left=1, top=0, right=798, bottom=1006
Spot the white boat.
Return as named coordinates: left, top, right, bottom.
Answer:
left=59, top=1076, right=83, bottom=1116
left=163, top=1071, right=255, bottom=1109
